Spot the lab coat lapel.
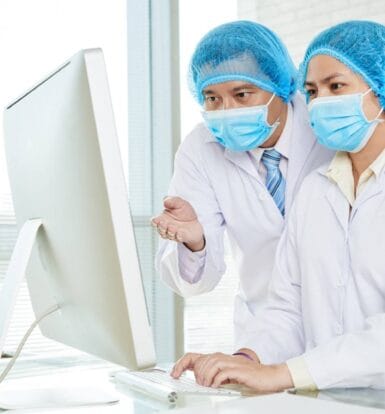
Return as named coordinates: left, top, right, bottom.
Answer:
left=203, top=123, right=263, bottom=182
left=285, top=104, right=316, bottom=210
left=325, top=183, right=350, bottom=232
left=224, top=149, right=263, bottom=184
left=353, top=171, right=384, bottom=212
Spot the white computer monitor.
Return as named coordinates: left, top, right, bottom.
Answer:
left=2, top=49, right=156, bottom=371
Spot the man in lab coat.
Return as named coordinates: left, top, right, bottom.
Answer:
left=152, top=21, right=332, bottom=350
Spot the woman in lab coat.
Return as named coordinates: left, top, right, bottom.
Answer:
left=171, top=20, right=385, bottom=391
left=152, top=21, right=332, bottom=349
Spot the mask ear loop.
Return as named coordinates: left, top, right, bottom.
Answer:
left=362, top=89, right=384, bottom=122
left=266, top=93, right=276, bottom=106
left=374, top=107, right=384, bottom=122
left=265, top=93, right=282, bottom=128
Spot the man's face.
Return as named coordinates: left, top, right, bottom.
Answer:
left=202, top=80, right=286, bottom=127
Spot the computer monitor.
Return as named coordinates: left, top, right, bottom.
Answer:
left=2, top=49, right=156, bottom=371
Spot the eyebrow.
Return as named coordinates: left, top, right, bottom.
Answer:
left=203, top=83, right=257, bottom=95
left=232, top=83, right=257, bottom=92
left=305, top=72, right=346, bottom=86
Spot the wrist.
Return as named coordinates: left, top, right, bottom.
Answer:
left=232, top=352, right=254, bottom=361
left=234, top=348, right=260, bottom=363
left=273, top=363, right=294, bottom=391
left=184, top=235, right=205, bottom=252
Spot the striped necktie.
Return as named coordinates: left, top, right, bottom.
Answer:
left=261, top=148, right=286, bottom=216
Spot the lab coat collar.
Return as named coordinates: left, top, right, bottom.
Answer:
left=324, top=182, right=350, bottom=232
left=200, top=123, right=262, bottom=181
left=223, top=149, right=262, bottom=181
left=322, top=165, right=385, bottom=231
left=353, top=169, right=385, bottom=209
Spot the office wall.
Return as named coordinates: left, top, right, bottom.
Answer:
left=237, top=0, right=385, bottom=65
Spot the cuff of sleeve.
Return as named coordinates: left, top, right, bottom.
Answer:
left=286, top=356, right=318, bottom=391
left=178, top=242, right=206, bottom=262
left=176, top=242, right=207, bottom=284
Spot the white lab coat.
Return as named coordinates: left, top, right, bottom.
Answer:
left=250, top=164, right=385, bottom=389
left=156, top=94, right=333, bottom=347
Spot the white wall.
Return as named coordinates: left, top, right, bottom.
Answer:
left=237, top=0, right=385, bottom=65
left=0, top=0, right=128, bottom=197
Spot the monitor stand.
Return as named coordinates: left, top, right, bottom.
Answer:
left=0, top=219, right=120, bottom=409
left=0, top=218, right=43, bottom=356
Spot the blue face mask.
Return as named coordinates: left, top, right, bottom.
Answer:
left=308, top=89, right=383, bottom=153
left=202, top=94, right=279, bottom=152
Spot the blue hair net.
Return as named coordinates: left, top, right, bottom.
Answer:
left=299, top=20, right=385, bottom=107
left=188, top=20, right=297, bottom=105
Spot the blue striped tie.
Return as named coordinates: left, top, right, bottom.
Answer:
left=261, top=148, right=286, bottom=216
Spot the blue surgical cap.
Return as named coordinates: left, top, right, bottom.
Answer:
left=299, top=20, right=385, bottom=108
left=188, top=20, right=297, bottom=105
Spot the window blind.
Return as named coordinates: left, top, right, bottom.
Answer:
left=127, top=0, right=182, bottom=363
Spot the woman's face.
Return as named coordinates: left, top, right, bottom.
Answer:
left=305, top=55, right=384, bottom=121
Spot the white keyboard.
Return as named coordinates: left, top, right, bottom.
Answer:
left=114, top=368, right=241, bottom=403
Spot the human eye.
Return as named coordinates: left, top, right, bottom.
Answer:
left=330, top=82, right=344, bottom=91
left=204, top=95, right=222, bottom=109
left=305, top=87, right=317, bottom=100
left=235, top=90, right=252, bottom=100
left=306, top=88, right=316, bottom=96
left=205, top=95, right=218, bottom=102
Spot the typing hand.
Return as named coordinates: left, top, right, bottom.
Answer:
left=151, top=197, right=205, bottom=252
left=170, top=351, right=255, bottom=382
left=171, top=352, right=293, bottom=392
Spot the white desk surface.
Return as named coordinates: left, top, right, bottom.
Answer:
left=0, top=355, right=384, bottom=413
left=160, top=392, right=385, bottom=414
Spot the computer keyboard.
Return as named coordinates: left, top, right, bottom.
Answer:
left=114, top=368, right=241, bottom=403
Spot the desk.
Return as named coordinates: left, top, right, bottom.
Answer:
left=0, top=354, right=238, bottom=413
left=0, top=355, right=384, bottom=413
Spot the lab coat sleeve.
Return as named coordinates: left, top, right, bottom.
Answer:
left=302, top=314, right=385, bottom=389
left=175, top=243, right=207, bottom=284
left=155, top=134, right=226, bottom=298
left=242, top=204, right=305, bottom=364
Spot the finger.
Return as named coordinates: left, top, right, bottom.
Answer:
left=157, top=226, right=169, bottom=240
left=172, top=354, right=200, bottom=378
left=163, top=196, right=183, bottom=210
left=166, top=225, right=177, bottom=240
left=171, top=353, right=201, bottom=378
left=200, top=357, right=228, bottom=387
left=212, top=368, right=244, bottom=388
left=157, top=221, right=168, bottom=235
left=175, top=228, right=186, bottom=243
left=193, top=356, right=209, bottom=385
left=197, top=354, right=230, bottom=387
left=157, top=227, right=167, bottom=237
left=194, top=354, right=219, bottom=385
left=150, top=216, right=161, bottom=227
